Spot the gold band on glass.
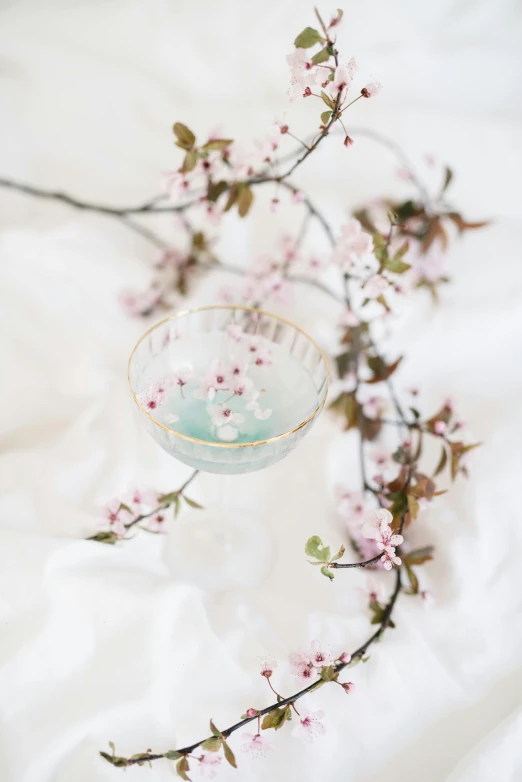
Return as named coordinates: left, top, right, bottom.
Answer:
left=127, top=305, right=330, bottom=448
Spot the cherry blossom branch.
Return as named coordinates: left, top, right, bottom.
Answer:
left=90, top=470, right=199, bottom=543
left=101, top=561, right=404, bottom=768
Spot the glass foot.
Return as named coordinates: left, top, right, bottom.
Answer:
left=163, top=507, right=273, bottom=591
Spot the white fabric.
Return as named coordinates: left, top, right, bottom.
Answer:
left=0, top=1, right=521, bottom=780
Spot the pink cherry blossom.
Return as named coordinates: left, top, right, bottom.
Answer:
left=365, top=274, right=388, bottom=299
left=232, top=376, right=255, bottom=399
left=307, top=256, right=328, bottom=275
left=146, top=511, right=168, bottom=533
left=287, top=49, right=322, bottom=101
left=254, top=407, right=272, bottom=421
left=164, top=412, right=180, bottom=425
left=341, top=681, right=355, bottom=694
left=289, top=653, right=316, bottom=683
left=361, top=81, right=381, bottom=98
left=229, top=357, right=248, bottom=378
left=339, top=308, right=360, bottom=327
left=369, top=446, right=394, bottom=472
left=165, top=171, right=191, bottom=201
left=291, top=709, right=326, bottom=743
left=260, top=657, right=277, bottom=678
left=333, top=219, right=374, bottom=272
left=329, top=65, right=352, bottom=102
left=359, top=393, right=387, bottom=420
left=411, top=250, right=449, bottom=284
left=119, top=288, right=161, bottom=318
left=196, top=361, right=231, bottom=400
left=137, top=389, right=164, bottom=413
left=101, top=499, right=132, bottom=536
left=197, top=751, right=222, bottom=778
left=227, top=324, right=244, bottom=343
left=153, top=376, right=173, bottom=397
left=339, top=652, right=351, bottom=664
left=361, top=508, right=403, bottom=571
left=125, top=487, right=157, bottom=514
left=172, top=363, right=194, bottom=394
left=207, top=405, right=245, bottom=428
left=434, top=420, right=447, bottom=435
left=241, top=732, right=273, bottom=758
left=397, top=166, right=414, bottom=182
left=337, top=490, right=370, bottom=524
left=292, top=189, right=305, bottom=204
left=307, top=640, right=335, bottom=668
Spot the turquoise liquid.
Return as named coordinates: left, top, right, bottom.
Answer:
left=137, top=332, right=319, bottom=444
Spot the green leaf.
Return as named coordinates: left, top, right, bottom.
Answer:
left=367, top=355, right=402, bottom=382
left=183, top=495, right=204, bottom=509
left=207, top=180, right=229, bottom=203
left=90, top=531, right=119, bottom=545
left=176, top=756, right=191, bottom=781
left=262, top=706, right=291, bottom=730
left=320, top=91, right=336, bottom=110
left=393, top=241, right=410, bottom=260
left=165, top=750, right=182, bottom=760
left=173, top=122, right=196, bottom=150
left=320, top=110, right=332, bottom=125
left=237, top=184, right=254, bottom=217
left=224, top=183, right=239, bottom=212
left=330, top=544, right=345, bottom=562
left=304, top=535, right=330, bottom=562
left=119, top=502, right=132, bottom=514
left=320, top=565, right=334, bottom=580
left=407, top=493, right=420, bottom=520
left=209, top=720, right=223, bottom=737
left=441, top=166, right=453, bottom=194
left=312, top=46, right=331, bottom=64
left=222, top=741, right=237, bottom=768
left=158, top=491, right=179, bottom=505
left=319, top=665, right=338, bottom=682
left=99, top=752, right=129, bottom=767
left=404, top=546, right=434, bottom=566
left=384, top=257, right=411, bottom=274
left=202, top=139, right=233, bottom=151
left=294, top=26, right=323, bottom=48
left=108, top=742, right=116, bottom=755
left=201, top=737, right=221, bottom=752
left=405, top=563, right=419, bottom=594
left=335, top=349, right=352, bottom=379
left=174, top=494, right=182, bottom=518
left=182, top=149, right=198, bottom=173
left=433, top=446, right=448, bottom=477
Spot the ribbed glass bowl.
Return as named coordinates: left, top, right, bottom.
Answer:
left=128, top=306, right=329, bottom=474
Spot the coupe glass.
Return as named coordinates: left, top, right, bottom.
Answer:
left=128, top=305, right=329, bottom=589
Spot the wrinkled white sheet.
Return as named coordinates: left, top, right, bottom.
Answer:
left=1, top=1, right=521, bottom=780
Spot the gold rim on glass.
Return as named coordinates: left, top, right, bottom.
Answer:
left=127, top=305, right=330, bottom=448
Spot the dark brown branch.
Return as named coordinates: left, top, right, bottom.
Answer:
left=330, top=553, right=382, bottom=569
